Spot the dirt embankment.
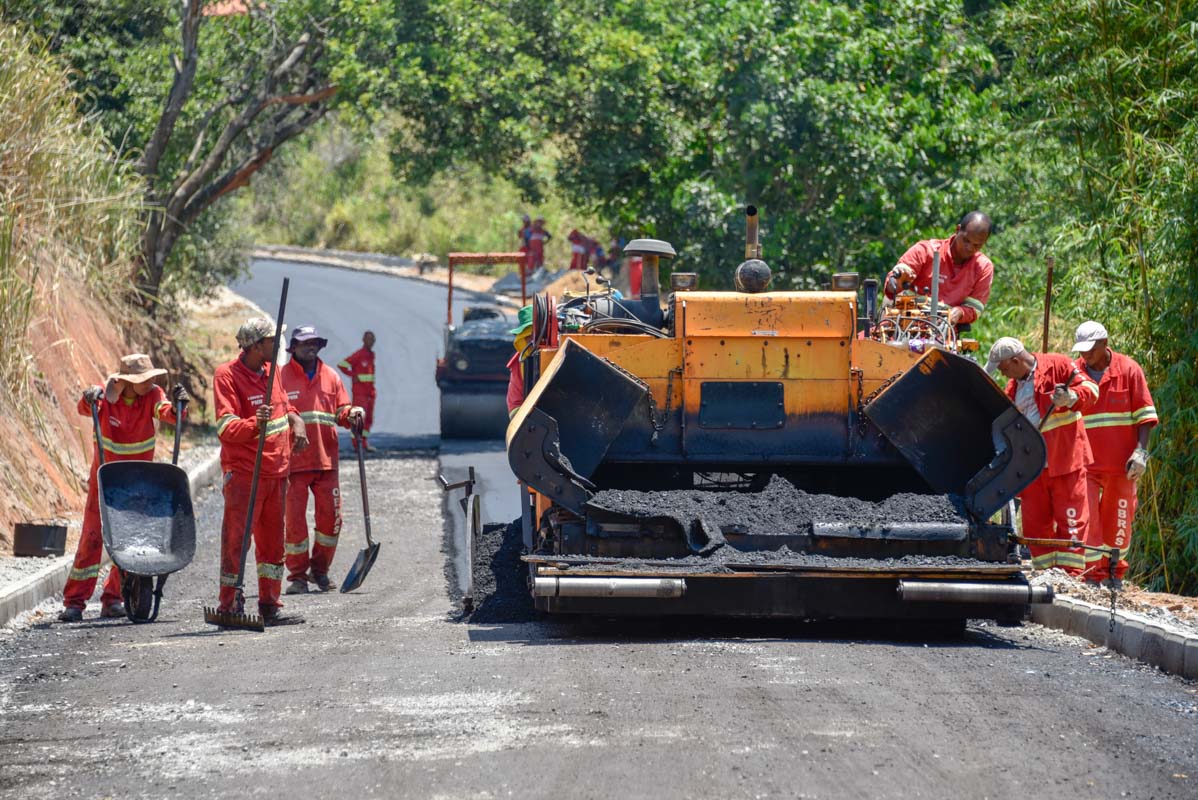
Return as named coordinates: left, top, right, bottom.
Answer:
left=0, top=281, right=256, bottom=556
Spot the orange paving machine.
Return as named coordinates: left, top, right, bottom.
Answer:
left=505, top=208, right=1052, bottom=627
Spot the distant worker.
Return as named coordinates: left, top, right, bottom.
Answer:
left=527, top=218, right=551, bottom=272
left=517, top=214, right=532, bottom=275
left=282, top=326, right=364, bottom=594
left=214, top=318, right=307, bottom=625
left=59, top=355, right=188, bottom=623
left=506, top=305, right=534, bottom=416
left=885, top=211, right=994, bottom=326
left=987, top=337, right=1099, bottom=574
left=568, top=229, right=588, bottom=271
left=338, top=331, right=377, bottom=452
left=1072, top=321, right=1158, bottom=587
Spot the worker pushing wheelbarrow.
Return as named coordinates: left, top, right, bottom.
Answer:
left=59, top=354, right=195, bottom=624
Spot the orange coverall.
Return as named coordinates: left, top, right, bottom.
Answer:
left=338, top=348, right=375, bottom=446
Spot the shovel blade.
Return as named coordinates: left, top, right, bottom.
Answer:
left=339, top=543, right=380, bottom=593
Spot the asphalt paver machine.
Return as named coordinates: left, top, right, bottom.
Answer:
left=506, top=209, right=1052, bottom=625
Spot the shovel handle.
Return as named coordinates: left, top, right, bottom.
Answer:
left=354, top=420, right=374, bottom=547
left=171, top=397, right=185, bottom=466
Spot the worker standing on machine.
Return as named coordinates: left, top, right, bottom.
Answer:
left=214, top=318, right=307, bottom=624
left=987, top=337, right=1099, bottom=574
left=506, top=305, right=534, bottom=417
left=884, top=211, right=994, bottom=327
left=1072, top=321, right=1158, bottom=587
left=527, top=218, right=551, bottom=272
left=59, top=355, right=188, bottom=623
left=282, top=326, right=364, bottom=594
left=338, top=331, right=376, bottom=452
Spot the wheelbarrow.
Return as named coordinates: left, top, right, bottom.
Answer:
left=95, top=396, right=196, bottom=623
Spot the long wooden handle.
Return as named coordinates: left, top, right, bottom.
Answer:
left=235, top=277, right=290, bottom=591
left=1041, top=255, right=1054, bottom=353
left=90, top=401, right=105, bottom=467
left=355, top=421, right=374, bottom=548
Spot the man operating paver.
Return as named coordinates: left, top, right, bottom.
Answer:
left=987, top=336, right=1099, bottom=574
left=338, top=330, right=376, bottom=452
left=282, top=325, right=364, bottom=594
left=214, top=318, right=307, bottom=624
left=505, top=305, right=534, bottom=417
left=1072, top=321, right=1158, bottom=586
left=884, top=211, right=994, bottom=327
left=58, top=354, right=188, bottom=623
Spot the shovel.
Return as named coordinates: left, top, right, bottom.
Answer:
left=203, top=277, right=290, bottom=632
left=340, top=420, right=380, bottom=593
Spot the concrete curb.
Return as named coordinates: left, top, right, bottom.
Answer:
left=250, top=245, right=523, bottom=308
left=0, top=453, right=223, bottom=627
left=1031, top=595, right=1198, bottom=680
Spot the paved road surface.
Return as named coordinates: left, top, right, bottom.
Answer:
left=1, top=258, right=1195, bottom=799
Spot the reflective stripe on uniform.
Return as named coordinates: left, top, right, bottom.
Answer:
left=285, top=538, right=310, bottom=555
left=338, top=360, right=351, bottom=370
left=1084, top=547, right=1117, bottom=564
left=299, top=410, right=338, bottom=426
left=220, top=572, right=239, bottom=587
left=962, top=296, right=985, bottom=313
left=216, top=414, right=239, bottom=435
left=257, top=562, right=285, bottom=580
left=1040, top=410, right=1082, bottom=434
left=1084, top=411, right=1136, bottom=430
left=100, top=435, right=156, bottom=455
left=1031, top=550, right=1085, bottom=570
left=314, top=531, right=339, bottom=547
left=1078, top=379, right=1100, bottom=398
left=356, top=374, right=374, bottom=383
left=69, top=565, right=100, bottom=581
left=1132, top=405, right=1158, bottom=423
left=264, top=415, right=290, bottom=437
left=155, top=401, right=173, bottom=418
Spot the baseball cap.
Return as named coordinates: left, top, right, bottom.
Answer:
left=287, top=324, right=328, bottom=352
left=1072, top=320, right=1109, bottom=353
left=984, top=336, right=1026, bottom=374
left=236, top=317, right=280, bottom=349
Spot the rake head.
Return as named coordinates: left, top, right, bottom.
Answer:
left=202, top=605, right=265, bottom=632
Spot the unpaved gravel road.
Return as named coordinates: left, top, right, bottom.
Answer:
left=2, top=258, right=1195, bottom=799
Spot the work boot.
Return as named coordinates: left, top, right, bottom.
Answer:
left=364, top=442, right=377, bottom=453
left=100, top=602, right=126, bottom=619
left=260, top=606, right=300, bottom=627
left=57, top=607, right=83, bottom=623
left=285, top=578, right=309, bottom=595
left=310, top=572, right=333, bottom=593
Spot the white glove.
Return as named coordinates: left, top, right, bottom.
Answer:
left=892, top=264, right=916, bottom=286
left=1126, top=446, right=1149, bottom=481
left=349, top=406, right=365, bottom=424
left=1051, top=386, right=1078, bottom=409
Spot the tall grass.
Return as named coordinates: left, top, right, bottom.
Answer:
left=0, top=24, right=141, bottom=390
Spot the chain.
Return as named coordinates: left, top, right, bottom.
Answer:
left=854, top=371, right=902, bottom=444
left=1107, top=547, right=1120, bottom=633
left=645, top=368, right=681, bottom=446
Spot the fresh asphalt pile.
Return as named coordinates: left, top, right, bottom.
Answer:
left=467, top=519, right=536, bottom=623
left=590, top=475, right=966, bottom=535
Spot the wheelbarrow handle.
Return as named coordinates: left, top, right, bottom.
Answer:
left=171, top=397, right=185, bottom=466
left=90, top=400, right=105, bottom=467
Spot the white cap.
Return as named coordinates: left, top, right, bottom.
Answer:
left=1072, top=320, right=1109, bottom=353
left=984, top=336, right=1026, bottom=374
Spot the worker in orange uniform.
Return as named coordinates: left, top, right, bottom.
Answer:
left=338, top=331, right=376, bottom=452
left=58, top=355, right=188, bottom=623
left=282, top=326, right=364, bottom=594
left=987, top=336, right=1100, bottom=574
left=214, top=318, right=307, bottom=624
left=884, top=211, right=994, bottom=327
left=527, top=217, right=551, bottom=272
left=1072, top=321, right=1158, bottom=587
left=506, top=306, right=534, bottom=417
left=568, top=229, right=588, bottom=271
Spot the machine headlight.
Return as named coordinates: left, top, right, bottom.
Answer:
left=455, top=358, right=470, bottom=371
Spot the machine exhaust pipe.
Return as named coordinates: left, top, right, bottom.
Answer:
left=898, top=580, right=1053, bottom=605
left=930, top=249, right=940, bottom=317
left=745, top=205, right=761, bottom=260
left=533, top=576, right=686, bottom=599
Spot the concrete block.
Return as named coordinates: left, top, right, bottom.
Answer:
left=1030, top=600, right=1066, bottom=629
left=1118, top=618, right=1146, bottom=660
left=1063, top=601, right=1094, bottom=638
left=1085, top=607, right=1115, bottom=647
left=1160, top=631, right=1188, bottom=676
left=1140, top=624, right=1169, bottom=670
left=1183, top=637, right=1198, bottom=681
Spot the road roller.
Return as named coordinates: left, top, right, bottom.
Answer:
left=505, top=208, right=1052, bottom=625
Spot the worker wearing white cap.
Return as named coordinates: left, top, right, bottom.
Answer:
left=986, top=336, right=1100, bottom=574
left=1072, top=321, right=1158, bottom=587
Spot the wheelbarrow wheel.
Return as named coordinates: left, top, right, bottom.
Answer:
left=122, top=575, right=161, bottom=623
